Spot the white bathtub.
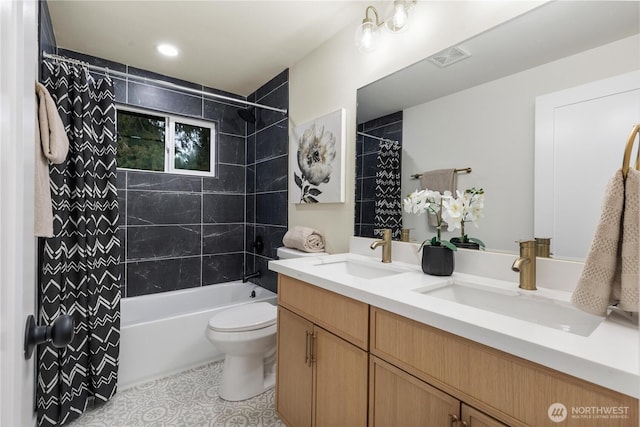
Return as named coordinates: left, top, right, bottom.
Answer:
left=118, top=281, right=277, bottom=390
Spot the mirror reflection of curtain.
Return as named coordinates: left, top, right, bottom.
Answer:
left=374, top=140, right=402, bottom=239
left=38, top=61, right=120, bottom=427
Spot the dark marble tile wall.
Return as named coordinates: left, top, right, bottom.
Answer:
left=245, top=70, right=289, bottom=293
left=39, top=1, right=56, bottom=57
left=355, top=111, right=403, bottom=238
left=53, top=49, right=251, bottom=298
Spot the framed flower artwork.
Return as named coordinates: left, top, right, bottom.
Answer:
left=290, top=108, right=346, bottom=204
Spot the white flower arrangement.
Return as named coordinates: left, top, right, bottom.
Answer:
left=442, top=187, right=485, bottom=249
left=402, top=189, right=457, bottom=251
left=403, top=187, right=486, bottom=250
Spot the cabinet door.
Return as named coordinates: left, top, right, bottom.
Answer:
left=462, top=404, right=508, bottom=427
left=314, top=326, right=368, bottom=427
left=369, top=356, right=460, bottom=427
left=276, top=307, right=313, bottom=427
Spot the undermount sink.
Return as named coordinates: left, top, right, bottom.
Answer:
left=416, top=279, right=606, bottom=336
left=312, top=259, right=407, bottom=280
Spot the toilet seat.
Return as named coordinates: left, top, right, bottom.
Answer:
left=208, top=302, right=276, bottom=332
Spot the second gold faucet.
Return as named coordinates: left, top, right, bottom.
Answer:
left=512, top=240, right=536, bottom=290
left=370, top=229, right=392, bottom=263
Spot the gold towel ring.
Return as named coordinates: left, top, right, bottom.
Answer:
left=622, top=124, right=640, bottom=179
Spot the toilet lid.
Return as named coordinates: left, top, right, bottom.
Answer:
left=207, top=302, right=277, bottom=332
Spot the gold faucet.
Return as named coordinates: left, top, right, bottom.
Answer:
left=512, top=240, right=536, bottom=290
left=370, top=229, right=392, bottom=263
left=535, top=237, right=551, bottom=258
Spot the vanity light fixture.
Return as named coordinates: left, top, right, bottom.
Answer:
left=354, top=1, right=417, bottom=53
left=156, top=43, right=179, bottom=57
left=386, top=0, right=416, bottom=33
left=354, top=6, right=383, bottom=53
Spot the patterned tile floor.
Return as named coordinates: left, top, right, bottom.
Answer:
left=67, top=361, right=284, bottom=427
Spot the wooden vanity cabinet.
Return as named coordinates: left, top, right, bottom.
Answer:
left=462, top=404, right=509, bottom=427
left=370, top=307, right=639, bottom=427
left=369, top=356, right=507, bottom=427
left=276, top=276, right=368, bottom=427
left=275, top=275, right=638, bottom=427
left=276, top=307, right=313, bottom=427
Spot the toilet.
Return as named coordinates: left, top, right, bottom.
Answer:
left=206, top=302, right=277, bottom=401
left=206, top=247, right=327, bottom=401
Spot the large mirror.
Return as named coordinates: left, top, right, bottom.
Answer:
left=355, top=1, right=640, bottom=260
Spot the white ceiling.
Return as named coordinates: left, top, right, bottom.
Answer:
left=47, top=0, right=381, bottom=97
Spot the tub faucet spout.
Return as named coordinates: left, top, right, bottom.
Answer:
left=242, top=271, right=261, bottom=283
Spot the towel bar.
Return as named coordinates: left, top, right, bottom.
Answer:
left=622, top=124, right=640, bottom=179
left=411, top=168, right=471, bottom=180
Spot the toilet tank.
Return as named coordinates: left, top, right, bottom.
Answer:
left=277, top=247, right=328, bottom=259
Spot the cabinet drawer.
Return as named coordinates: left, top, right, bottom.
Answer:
left=370, top=307, right=638, bottom=427
left=278, top=275, right=368, bottom=349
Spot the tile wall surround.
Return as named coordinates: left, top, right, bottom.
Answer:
left=246, top=70, right=290, bottom=293
left=354, top=111, right=403, bottom=238
left=39, top=1, right=289, bottom=297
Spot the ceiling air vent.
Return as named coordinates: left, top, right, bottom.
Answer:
left=428, top=46, right=471, bottom=68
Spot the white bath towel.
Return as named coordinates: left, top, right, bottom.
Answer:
left=419, top=168, right=456, bottom=227
left=282, top=226, right=325, bottom=253
left=35, top=81, right=69, bottom=237
left=571, top=168, right=639, bottom=316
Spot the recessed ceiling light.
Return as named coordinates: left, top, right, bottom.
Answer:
left=156, top=43, right=179, bottom=57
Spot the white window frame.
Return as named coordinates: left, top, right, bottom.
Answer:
left=116, top=105, right=216, bottom=177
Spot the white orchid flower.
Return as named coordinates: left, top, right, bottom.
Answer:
left=442, top=197, right=463, bottom=231
left=403, top=189, right=429, bottom=215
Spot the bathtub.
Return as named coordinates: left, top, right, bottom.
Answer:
left=118, top=281, right=277, bottom=390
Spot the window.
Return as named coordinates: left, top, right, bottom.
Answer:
left=116, top=107, right=216, bottom=176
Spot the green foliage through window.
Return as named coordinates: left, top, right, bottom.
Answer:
left=117, top=110, right=165, bottom=171
left=116, top=108, right=215, bottom=176
left=174, top=122, right=211, bottom=172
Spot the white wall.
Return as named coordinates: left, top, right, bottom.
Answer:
left=288, top=1, right=545, bottom=253
left=402, top=35, right=639, bottom=252
left=0, top=0, right=38, bottom=426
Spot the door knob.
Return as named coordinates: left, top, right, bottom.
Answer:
left=24, top=314, right=74, bottom=359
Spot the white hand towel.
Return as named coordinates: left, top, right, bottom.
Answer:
left=282, top=226, right=325, bottom=253
left=419, top=168, right=457, bottom=227
left=35, top=81, right=69, bottom=237
left=571, top=169, right=639, bottom=315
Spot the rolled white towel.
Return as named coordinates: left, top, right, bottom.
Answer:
left=282, top=226, right=325, bottom=253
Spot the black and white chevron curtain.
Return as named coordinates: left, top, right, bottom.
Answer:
left=374, top=140, right=402, bottom=239
left=38, top=61, right=120, bottom=427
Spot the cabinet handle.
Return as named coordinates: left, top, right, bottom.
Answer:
left=310, top=332, right=317, bottom=365
left=304, top=330, right=310, bottom=366
left=448, top=414, right=459, bottom=426
left=460, top=421, right=469, bottom=427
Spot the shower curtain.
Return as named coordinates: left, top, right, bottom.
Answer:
left=37, top=61, right=120, bottom=427
left=374, top=140, right=402, bottom=239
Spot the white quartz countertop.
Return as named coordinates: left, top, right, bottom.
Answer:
left=268, top=252, right=639, bottom=398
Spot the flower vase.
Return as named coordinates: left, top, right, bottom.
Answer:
left=421, top=245, right=455, bottom=276
left=450, top=237, right=480, bottom=250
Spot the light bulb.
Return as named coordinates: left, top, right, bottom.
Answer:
left=386, top=0, right=413, bottom=33
left=392, top=7, right=407, bottom=29
left=355, top=21, right=381, bottom=53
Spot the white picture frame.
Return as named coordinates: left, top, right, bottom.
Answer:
left=290, top=108, right=346, bottom=204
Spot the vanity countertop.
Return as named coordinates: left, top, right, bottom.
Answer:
left=268, top=252, right=639, bottom=399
